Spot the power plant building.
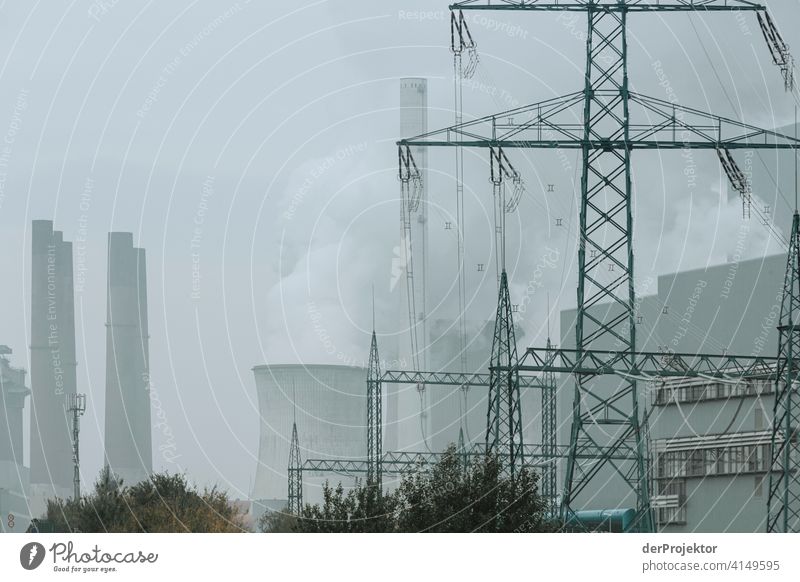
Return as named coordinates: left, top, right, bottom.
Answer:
left=251, top=364, right=367, bottom=517
left=0, top=346, right=30, bottom=532
left=558, top=253, right=783, bottom=532
left=104, top=233, right=152, bottom=487
left=29, top=220, right=77, bottom=512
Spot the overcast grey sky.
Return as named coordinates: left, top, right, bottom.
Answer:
left=0, top=0, right=798, bottom=498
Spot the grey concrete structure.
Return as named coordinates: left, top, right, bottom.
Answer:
left=391, top=78, right=430, bottom=453
left=104, top=233, right=151, bottom=486
left=557, top=253, right=784, bottom=532
left=251, top=364, right=367, bottom=508
left=29, top=220, right=77, bottom=511
left=0, top=346, right=30, bottom=532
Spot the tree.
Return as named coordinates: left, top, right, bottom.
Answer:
left=270, top=445, right=556, bottom=533
left=44, top=468, right=246, bottom=533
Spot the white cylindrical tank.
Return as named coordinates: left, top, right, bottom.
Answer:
left=251, top=364, right=367, bottom=506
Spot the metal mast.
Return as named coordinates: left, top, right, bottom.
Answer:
left=399, top=0, right=795, bottom=533
left=367, top=329, right=383, bottom=488
left=486, top=270, right=524, bottom=478
left=67, top=393, right=86, bottom=502
left=542, top=336, right=558, bottom=518
left=288, top=420, right=303, bottom=514
left=767, top=210, right=800, bottom=533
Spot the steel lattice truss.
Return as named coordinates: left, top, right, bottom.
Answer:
left=451, top=1, right=766, bottom=12
left=767, top=212, right=800, bottom=533
left=486, top=271, right=524, bottom=478
left=288, top=422, right=303, bottom=514
left=367, top=331, right=382, bottom=488
left=516, top=347, right=777, bottom=379
left=541, top=339, right=558, bottom=517
left=396, top=0, right=797, bottom=533
left=382, top=369, right=546, bottom=389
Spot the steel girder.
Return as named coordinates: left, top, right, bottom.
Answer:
left=450, top=1, right=765, bottom=13
left=288, top=422, right=303, bottom=514
left=767, top=212, right=800, bottom=533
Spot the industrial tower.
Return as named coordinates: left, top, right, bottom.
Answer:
left=767, top=210, right=800, bottom=533
left=367, top=329, right=382, bottom=488
left=486, top=270, right=523, bottom=479
left=399, top=0, right=800, bottom=532
left=67, top=393, right=87, bottom=501
left=288, top=421, right=303, bottom=515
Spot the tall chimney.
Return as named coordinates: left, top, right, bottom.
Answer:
left=29, top=220, right=77, bottom=511
left=104, top=233, right=152, bottom=486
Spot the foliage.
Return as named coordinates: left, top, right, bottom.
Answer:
left=264, top=445, right=557, bottom=533
left=44, top=467, right=245, bottom=533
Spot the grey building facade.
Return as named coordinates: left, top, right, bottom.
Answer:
left=558, top=253, right=784, bottom=532
left=0, top=346, right=30, bottom=532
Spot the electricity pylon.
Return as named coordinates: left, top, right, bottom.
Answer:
left=399, top=1, right=799, bottom=532
left=486, top=270, right=524, bottom=478
left=367, top=329, right=382, bottom=488
left=767, top=211, right=800, bottom=532
left=288, top=421, right=303, bottom=514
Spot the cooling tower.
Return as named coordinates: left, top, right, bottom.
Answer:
left=251, top=364, right=367, bottom=507
left=104, top=233, right=152, bottom=486
left=29, top=220, right=77, bottom=509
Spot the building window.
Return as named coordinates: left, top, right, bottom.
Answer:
left=656, top=443, right=770, bottom=479
left=653, top=378, right=773, bottom=406
left=657, top=506, right=687, bottom=526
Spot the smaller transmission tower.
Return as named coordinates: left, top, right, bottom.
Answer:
left=288, top=421, right=303, bottom=514
left=67, top=393, right=86, bottom=502
left=367, top=328, right=382, bottom=489
left=767, top=209, right=800, bottom=532
left=541, top=337, right=558, bottom=518
left=486, top=270, right=523, bottom=478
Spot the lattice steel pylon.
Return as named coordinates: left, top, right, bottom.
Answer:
left=486, top=270, right=524, bottom=478
left=367, top=329, right=383, bottom=489
left=399, top=0, right=798, bottom=534
left=288, top=421, right=303, bottom=514
left=541, top=337, right=558, bottom=518
left=767, top=211, right=800, bottom=533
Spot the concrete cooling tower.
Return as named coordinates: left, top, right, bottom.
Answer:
left=251, top=364, right=367, bottom=513
left=104, top=233, right=152, bottom=487
left=29, top=220, right=77, bottom=512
